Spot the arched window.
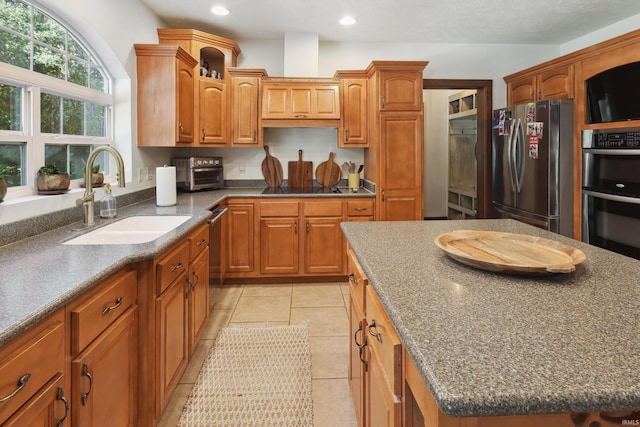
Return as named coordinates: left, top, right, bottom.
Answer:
left=0, top=0, right=113, bottom=197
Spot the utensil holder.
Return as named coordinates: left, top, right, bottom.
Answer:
left=348, top=173, right=360, bottom=191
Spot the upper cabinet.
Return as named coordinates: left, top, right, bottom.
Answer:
left=228, top=68, right=267, bottom=146
left=372, top=63, right=424, bottom=111
left=135, top=44, right=198, bottom=147
left=261, top=78, right=341, bottom=127
left=135, top=29, right=239, bottom=147
left=335, top=70, right=368, bottom=147
left=505, top=64, right=575, bottom=106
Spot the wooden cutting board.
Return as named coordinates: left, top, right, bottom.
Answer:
left=315, top=152, right=341, bottom=187
left=288, top=149, right=313, bottom=189
left=261, top=146, right=283, bottom=188
left=434, top=230, right=586, bottom=275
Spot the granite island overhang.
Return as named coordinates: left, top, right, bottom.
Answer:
left=341, top=219, right=640, bottom=419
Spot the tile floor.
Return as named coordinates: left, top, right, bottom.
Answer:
left=158, top=282, right=359, bottom=427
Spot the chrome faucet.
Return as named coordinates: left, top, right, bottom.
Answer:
left=76, top=146, right=125, bottom=227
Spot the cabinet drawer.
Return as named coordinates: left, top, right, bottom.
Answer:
left=0, top=310, right=64, bottom=424
left=70, top=268, right=137, bottom=355
left=347, top=248, right=368, bottom=313
left=157, top=240, right=190, bottom=294
left=261, top=201, right=299, bottom=217
left=366, top=285, right=402, bottom=397
left=189, top=223, right=209, bottom=261
left=303, top=200, right=343, bottom=216
left=347, top=199, right=374, bottom=217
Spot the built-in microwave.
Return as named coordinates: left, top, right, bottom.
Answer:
left=582, top=129, right=640, bottom=259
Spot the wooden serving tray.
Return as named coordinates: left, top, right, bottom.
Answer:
left=434, top=230, right=586, bottom=275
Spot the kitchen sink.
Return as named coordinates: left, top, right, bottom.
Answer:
left=63, top=215, right=192, bottom=245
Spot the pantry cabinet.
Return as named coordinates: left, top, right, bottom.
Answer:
left=505, top=64, right=574, bottom=106
left=365, top=61, right=427, bottom=221
left=134, top=44, right=198, bottom=146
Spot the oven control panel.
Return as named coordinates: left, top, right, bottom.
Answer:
left=583, top=129, right=640, bottom=148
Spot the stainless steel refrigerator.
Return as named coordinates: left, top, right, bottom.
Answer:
left=492, top=99, right=574, bottom=237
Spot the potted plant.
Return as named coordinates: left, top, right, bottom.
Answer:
left=83, top=164, right=104, bottom=187
left=0, top=165, right=20, bottom=202
left=36, top=164, right=70, bottom=194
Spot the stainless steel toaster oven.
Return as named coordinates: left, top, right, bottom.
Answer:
left=172, top=156, right=223, bottom=192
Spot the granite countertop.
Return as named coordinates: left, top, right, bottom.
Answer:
left=0, top=186, right=373, bottom=347
left=341, top=219, right=640, bottom=418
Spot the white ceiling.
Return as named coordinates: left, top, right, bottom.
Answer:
left=140, top=0, right=640, bottom=44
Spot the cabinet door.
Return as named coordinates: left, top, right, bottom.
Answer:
left=341, top=78, right=368, bottom=147
left=260, top=217, right=299, bottom=275
left=156, top=278, right=188, bottom=413
left=379, top=71, right=423, bottom=111
left=367, top=351, right=402, bottom=427
left=537, top=64, right=574, bottom=100
left=177, top=59, right=195, bottom=143
left=378, top=114, right=424, bottom=220
left=231, top=77, right=260, bottom=145
left=506, top=75, right=535, bottom=106
left=188, top=247, right=210, bottom=356
left=2, top=374, right=67, bottom=427
left=226, top=203, right=255, bottom=273
left=349, top=296, right=367, bottom=427
left=72, top=307, right=138, bottom=427
left=199, top=78, right=227, bottom=145
left=303, top=216, right=345, bottom=275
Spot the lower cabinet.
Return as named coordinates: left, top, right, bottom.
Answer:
left=226, top=201, right=256, bottom=274
left=68, top=267, right=138, bottom=427
left=187, top=246, right=210, bottom=356
left=0, top=310, right=67, bottom=426
left=303, top=201, right=345, bottom=275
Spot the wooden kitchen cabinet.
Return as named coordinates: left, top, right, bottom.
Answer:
left=303, top=200, right=345, bottom=275
left=0, top=309, right=66, bottom=426
left=187, top=246, right=210, bottom=356
left=348, top=248, right=369, bottom=427
left=198, top=78, right=227, bottom=145
left=336, top=73, right=368, bottom=147
left=261, top=79, right=341, bottom=126
left=365, top=62, right=427, bottom=221
left=134, top=44, right=198, bottom=146
left=226, top=201, right=256, bottom=274
left=346, top=198, right=375, bottom=221
left=68, top=267, right=138, bottom=427
left=505, top=64, right=574, bottom=106
left=228, top=69, right=266, bottom=146
left=155, top=240, right=190, bottom=415
left=260, top=200, right=300, bottom=275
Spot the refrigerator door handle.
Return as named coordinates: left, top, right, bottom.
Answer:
left=514, top=118, right=526, bottom=193
left=507, top=118, right=517, bottom=192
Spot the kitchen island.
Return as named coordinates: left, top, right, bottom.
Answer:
left=341, top=219, right=640, bottom=425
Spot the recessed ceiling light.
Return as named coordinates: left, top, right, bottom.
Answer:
left=340, top=16, right=357, bottom=26
left=211, top=6, right=230, bottom=16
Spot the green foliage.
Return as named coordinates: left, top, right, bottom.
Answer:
left=0, top=164, right=20, bottom=178
left=37, top=164, right=62, bottom=175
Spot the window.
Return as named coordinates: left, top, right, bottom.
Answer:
left=0, top=0, right=112, bottom=196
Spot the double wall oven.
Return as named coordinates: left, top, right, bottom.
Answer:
left=582, top=129, right=640, bottom=260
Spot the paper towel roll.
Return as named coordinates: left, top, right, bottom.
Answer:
left=156, top=165, right=177, bottom=206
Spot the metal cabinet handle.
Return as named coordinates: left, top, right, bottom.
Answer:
left=202, top=128, right=206, bottom=140
left=81, top=364, right=93, bottom=406
left=355, top=320, right=368, bottom=371
left=294, top=221, right=298, bottom=234
left=306, top=222, right=309, bottom=233
left=56, top=387, right=69, bottom=427
left=345, top=128, right=349, bottom=140
left=0, top=373, right=30, bottom=403
left=354, top=207, right=368, bottom=211
left=368, top=319, right=383, bottom=343
left=171, top=260, right=184, bottom=272
left=178, top=123, right=184, bottom=137
left=382, top=189, right=385, bottom=202
left=253, top=129, right=257, bottom=141
left=348, top=272, right=359, bottom=285
left=102, top=296, right=122, bottom=315
left=381, top=95, right=385, bottom=109
left=197, top=238, right=206, bottom=247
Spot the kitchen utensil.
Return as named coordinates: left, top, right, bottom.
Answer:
left=341, top=162, right=350, bottom=174
left=316, top=152, right=342, bottom=187
left=261, top=146, right=283, bottom=188
left=434, top=230, right=586, bottom=275
left=357, top=164, right=364, bottom=173
left=288, top=149, right=313, bottom=189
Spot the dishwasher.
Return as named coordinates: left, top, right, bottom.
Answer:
left=208, top=205, right=227, bottom=303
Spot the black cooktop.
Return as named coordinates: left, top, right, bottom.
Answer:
left=262, top=186, right=342, bottom=195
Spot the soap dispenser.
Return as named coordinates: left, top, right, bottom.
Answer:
left=100, top=183, right=116, bottom=218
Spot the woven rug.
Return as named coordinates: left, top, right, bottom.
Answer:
left=178, top=322, right=314, bottom=427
